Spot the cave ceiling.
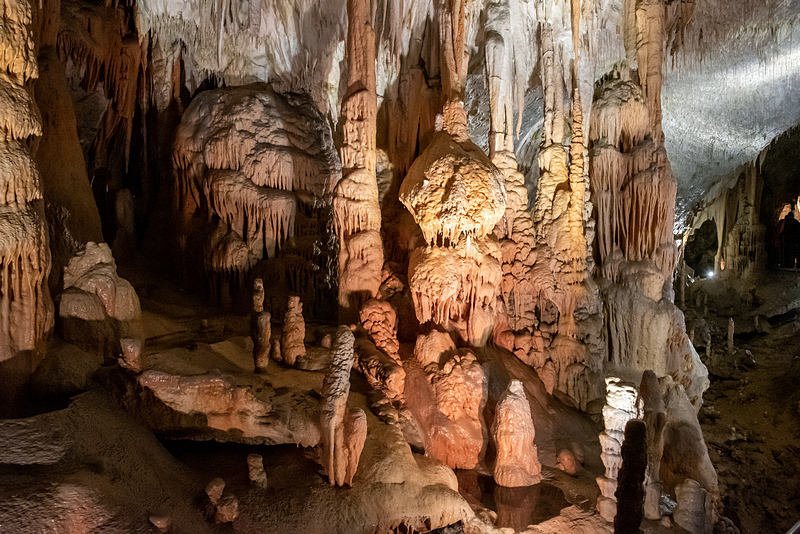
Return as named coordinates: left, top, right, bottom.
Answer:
left=136, top=0, right=800, bottom=229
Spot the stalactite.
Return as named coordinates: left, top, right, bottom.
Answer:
left=172, top=85, right=339, bottom=301
left=590, top=72, right=677, bottom=282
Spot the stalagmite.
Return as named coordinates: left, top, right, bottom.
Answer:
left=359, top=299, right=400, bottom=362
left=614, top=419, right=647, bottom=534
left=333, top=0, right=384, bottom=323
left=252, top=312, right=271, bottom=372
left=320, top=325, right=367, bottom=486
left=674, top=478, right=713, bottom=534
left=405, top=330, right=486, bottom=470
left=639, top=370, right=666, bottom=521
left=59, top=242, right=142, bottom=357
left=205, top=478, right=225, bottom=506
left=491, top=380, right=542, bottom=487
left=281, top=296, right=306, bottom=367
left=355, top=338, right=406, bottom=400
left=119, top=338, right=143, bottom=373
left=247, top=454, right=267, bottom=487
left=488, top=0, right=605, bottom=412
left=727, top=317, right=734, bottom=357
left=596, top=378, right=641, bottom=523
left=251, top=279, right=271, bottom=372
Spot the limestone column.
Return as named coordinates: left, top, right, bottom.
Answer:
left=334, top=0, right=383, bottom=323
left=0, top=0, right=55, bottom=414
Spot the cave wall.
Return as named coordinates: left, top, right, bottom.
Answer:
left=0, top=0, right=797, bottom=419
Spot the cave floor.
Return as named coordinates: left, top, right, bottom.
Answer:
left=691, top=272, right=800, bottom=533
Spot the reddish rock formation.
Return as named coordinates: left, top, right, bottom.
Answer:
left=281, top=295, right=306, bottom=367
left=320, top=325, right=367, bottom=486
left=333, top=0, right=383, bottom=322
left=492, top=380, right=542, bottom=487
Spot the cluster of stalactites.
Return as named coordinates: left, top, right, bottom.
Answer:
left=172, top=86, right=340, bottom=275
left=57, top=0, right=142, bottom=168
left=399, top=99, right=506, bottom=345
left=590, top=75, right=677, bottom=283
left=0, top=0, right=54, bottom=359
left=408, top=235, right=502, bottom=346
left=721, top=163, right=766, bottom=278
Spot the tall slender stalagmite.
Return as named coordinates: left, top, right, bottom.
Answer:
left=0, top=0, right=55, bottom=414
left=334, top=0, right=383, bottom=322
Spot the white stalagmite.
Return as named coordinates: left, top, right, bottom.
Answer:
left=333, top=0, right=383, bottom=323
left=596, top=377, right=640, bottom=523
left=320, top=325, right=367, bottom=486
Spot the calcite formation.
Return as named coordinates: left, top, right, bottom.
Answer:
left=490, top=0, right=604, bottom=413
left=674, top=478, right=714, bottom=534
left=639, top=370, right=667, bottom=521
left=400, top=101, right=506, bottom=346
left=320, top=325, right=367, bottom=486
left=172, top=85, right=340, bottom=304
left=405, top=330, right=487, bottom=470
left=251, top=278, right=271, bottom=372
left=359, top=299, right=400, bottom=362
left=281, top=295, right=306, bottom=367
left=2, top=0, right=791, bottom=529
left=59, top=242, right=142, bottom=357
left=354, top=337, right=405, bottom=400
left=591, top=70, right=708, bottom=407
left=0, top=0, right=53, bottom=388
left=491, top=380, right=541, bottom=487
left=333, top=0, right=383, bottom=322
left=396, top=0, right=506, bottom=348
left=596, top=378, right=641, bottom=523
left=138, top=369, right=321, bottom=446
left=689, top=158, right=767, bottom=278
left=614, top=419, right=647, bottom=534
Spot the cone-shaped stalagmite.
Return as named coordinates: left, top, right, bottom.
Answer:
left=492, top=380, right=542, bottom=487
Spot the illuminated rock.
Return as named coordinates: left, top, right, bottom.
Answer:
left=492, top=380, right=541, bottom=487
left=320, top=325, right=366, bottom=486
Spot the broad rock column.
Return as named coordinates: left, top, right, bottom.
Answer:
left=0, top=0, right=55, bottom=414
